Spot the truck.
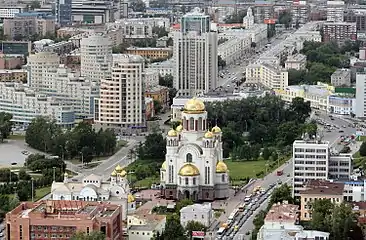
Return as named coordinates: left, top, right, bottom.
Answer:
left=277, top=170, right=283, bottom=176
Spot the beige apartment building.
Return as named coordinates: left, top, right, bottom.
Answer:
left=300, top=180, right=344, bottom=221
left=3, top=13, right=55, bottom=40
left=94, top=54, right=145, bottom=131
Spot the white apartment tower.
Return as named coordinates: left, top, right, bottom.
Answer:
left=173, top=8, right=218, bottom=96
left=293, top=139, right=330, bottom=198
left=292, top=139, right=352, bottom=198
left=356, top=72, right=366, bottom=118
left=243, top=7, right=254, bottom=29
left=80, top=34, right=113, bottom=83
left=27, top=51, right=60, bottom=91
left=327, top=1, right=345, bottom=22
left=94, top=54, right=145, bottom=130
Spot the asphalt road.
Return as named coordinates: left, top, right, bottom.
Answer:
left=231, top=112, right=360, bottom=239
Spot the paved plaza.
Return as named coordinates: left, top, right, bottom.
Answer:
left=0, top=140, right=37, bottom=167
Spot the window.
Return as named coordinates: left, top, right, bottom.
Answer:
left=185, top=178, right=189, bottom=185
left=193, top=178, right=196, bottom=185
left=186, top=153, right=193, bottom=162
left=222, top=175, right=225, bottom=182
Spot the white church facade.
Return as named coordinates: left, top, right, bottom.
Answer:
left=51, top=165, right=136, bottom=220
left=160, top=98, right=229, bottom=201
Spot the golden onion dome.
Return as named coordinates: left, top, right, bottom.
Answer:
left=176, top=125, right=183, bottom=132
left=212, top=125, right=222, bottom=133
left=127, top=193, right=135, bottom=203
left=183, top=97, right=205, bottom=114
left=178, top=164, right=200, bottom=176
left=64, top=172, right=68, bottom=177
left=161, top=161, right=167, bottom=170
left=120, top=170, right=127, bottom=177
left=204, top=131, right=214, bottom=138
left=111, top=170, right=118, bottom=177
left=168, top=129, right=178, bottom=137
left=115, top=164, right=123, bottom=173
left=216, top=160, right=228, bottom=173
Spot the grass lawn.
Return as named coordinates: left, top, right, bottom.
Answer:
left=34, top=186, right=51, bottom=201
left=8, top=134, right=25, bottom=140
left=226, top=160, right=269, bottom=179
left=133, top=177, right=159, bottom=188
left=357, top=136, right=366, bottom=142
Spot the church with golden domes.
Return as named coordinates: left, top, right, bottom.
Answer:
left=51, top=164, right=136, bottom=220
left=160, top=98, right=229, bottom=201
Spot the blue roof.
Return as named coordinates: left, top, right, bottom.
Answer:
left=15, top=12, right=54, bottom=18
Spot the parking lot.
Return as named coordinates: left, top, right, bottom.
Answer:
left=0, top=140, right=34, bottom=167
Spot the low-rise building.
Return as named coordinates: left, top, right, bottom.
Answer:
left=3, top=12, right=55, bottom=40
left=0, top=69, right=27, bottom=83
left=148, top=60, right=173, bottom=77
left=143, top=69, right=159, bottom=89
left=6, top=200, right=124, bottom=240
left=246, top=63, right=288, bottom=90
left=300, top=180, right=344, bottom=221
left=285, top=54, right=307, bottom=70
left=331, top=69, right=351, bottom=87
left=180, top=204, right=213, bottom=227
left=125, top=47, right=172, bottom=60
left=257, top=201, right=330, bottom=240
left=323, top=22, right=357, bottom=44
left=145, top=97, right=155, bottom=120
left=145, top=86, right=169, bottom=110
left=127, top=213, right=166, bottom=240
left=0, top=3, right=27, bottom=19
left=0, top=53, right=23, bottom=69
left=327, top=94, right=356, bottom=115
left=0, top=40, right=32, bottom=55
left=44, top=41, right=75, bottom=55
left=218, top=30, right=252, bottom=65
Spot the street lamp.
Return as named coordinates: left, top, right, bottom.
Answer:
left=31, top=178, right=34, bottom=202
left=53, top=167, right=56, bottom=182
left=79, top=151, right=84, bottom=167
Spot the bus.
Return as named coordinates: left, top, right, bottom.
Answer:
left=216, top=227, right=226, bottom=236
left=228, top=209, right=239, bottom=221
left=238, top=203, right=246, bottom=212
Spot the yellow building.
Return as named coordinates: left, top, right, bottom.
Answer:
left=126, top=47, right=172, bottom=60
left=300, top=180, right=344, bottom=221
left=145, top=85, right=170, bottom=109
left=0, top=70, right=28, bottom=83
left=245, top=63, right=288, bottom=90
left=127, top=213, right=166, bottom=240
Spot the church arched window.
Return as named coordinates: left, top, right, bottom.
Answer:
left=185, top=178, right=189, bottom=185
left=189, top=117, right=194, bottom=130
left=222, top=174, right=225, bottom=183
left=186, top=153, right=193, bottom=163
left=193, top=178, right=196, bottom=185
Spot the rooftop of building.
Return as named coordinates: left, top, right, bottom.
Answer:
left=265, top=202, right=299, bottom=223
left=293, top=139, right=330, bottom=145
left=145, top=85, right=169, bottom=93
left=128, top=213, right=166, bottom=231
left=15, top=11, right=54, bottom=19
left=8, top=200, right=121, bottom=220
left=285, top=84, right=331, bottom=97
left=126, top=47, right=172, bottom=51
left=180, top=203, right=212, bottom=213
left=112, top=54, right=144, bottom=64
left=324, top=21, right=356, bottom=26
left=332, top=68, right=350, bottom=77
left=286, top=53, right=307, bottom=62
left=300, top=179, right=345, bottom=195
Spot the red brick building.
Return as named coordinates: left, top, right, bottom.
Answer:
left=5, top=200, right=124, bottom=240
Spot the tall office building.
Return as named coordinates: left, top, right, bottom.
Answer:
left=356, top=72, right=366, bottom=118
left=55, top=0, right=72, bottom=26
left=327, top=1, right=345, bottom=22
left=80, top=34, right=113, bottom=83
left=173, top=8, right=218, bottom=96
left=27, top=51, right=60, bottom=91
left=291, top=0, right=310, bottom=25
left=292, top=139, right=352, bottom=198
left=94, top=54, right=145, bottom=130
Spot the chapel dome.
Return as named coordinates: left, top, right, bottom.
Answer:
left=115, top=164, right=123, bottom=173
left=119, top=170, right=127, bottom=177
left=168, top=129, right=177, bottom=137
left=212, top=125, right=222, bottom=133
left=204, top=131, right=214, bottom=138
left=183, top=97, right=205, bottom=114
left=178, top=164, right=200, bottom=176
left=216, top=160, right=228, bottom=173
left=128, top=193, right=135, bottom=203
left=161, top=161, right=167, bottom=170
left=111, top=170, right=118, bottom=177
left=176, top=125, right=183, bottom=132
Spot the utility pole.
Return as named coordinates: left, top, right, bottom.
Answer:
left=31, top=178, right=34, bottom=202
left=53, top=167, right=56, bottom=182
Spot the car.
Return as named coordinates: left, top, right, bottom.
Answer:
left=339, top=130, right=344, bottom=133
left=287, top=174, right=290, bottom=177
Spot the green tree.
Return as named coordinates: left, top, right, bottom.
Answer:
left=288, top=97, right=311, bottom=123
left=18, top=169, right=31, bottom=181
left=269, top=184, right=293, bottom=205
left=139, top=133, right=166, bottom=160
left=160, top=214, right=186, bottom=240
left=176, top=199, right=194, bottom=213
left=159, top=74, right=173, bottom=88
left=310, top=198, right=334, bottom=232
left=278, top=11, right=292, bottom=29
left=359, top=141, right=366, bottom=156
left=70, top=231, right=105, bottom=240
left=0, top=112, right=13, bottom=142
left=224, top=10, right=247, bottom=24
left=153, top=26, right=169, bottom=38
left=262, top=147, right=271, bottom=160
